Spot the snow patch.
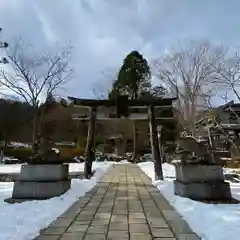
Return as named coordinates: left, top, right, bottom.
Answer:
left=138, top=162, right=240, bottom=240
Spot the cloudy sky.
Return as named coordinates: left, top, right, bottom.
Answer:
left=0, top=0, right=240, bottom=99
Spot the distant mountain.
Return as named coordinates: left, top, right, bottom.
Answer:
left=0, top=94, right=21, bottom=101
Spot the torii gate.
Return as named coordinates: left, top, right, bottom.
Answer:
left=68, top=96, right=176, bottom=180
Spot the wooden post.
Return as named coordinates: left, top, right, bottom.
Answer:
left=84, top=106, right=96, bottom=179
left=157, top=125, right=165, bottom=163
left=148, top=105, right=163, bottom=180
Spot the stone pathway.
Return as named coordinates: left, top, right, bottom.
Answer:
left=36, top=164, right=200, bottom=240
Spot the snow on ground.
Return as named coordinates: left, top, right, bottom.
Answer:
left=0, top=161, right=114, bottom=240
left=138, top=162, right=240, bottom=240
left=119, top=159, right=130, bottom=164
left=0, top=161, right=131, bottom=174
left=0, top=162, right=108, bottom=174
left=0, top=163, right=22, bottom=173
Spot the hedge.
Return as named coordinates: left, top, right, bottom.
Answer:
left=59, top=147, right=84, bottom=161
left=4, top=147, right=33, bottom=162
left=4, top=147, right=85, bottom=162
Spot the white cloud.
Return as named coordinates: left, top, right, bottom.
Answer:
left=0, top=0, right=240, bottom=99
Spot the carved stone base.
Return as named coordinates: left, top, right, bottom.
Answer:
left=173, top=162, right=232, bottom=200
left=11, top=181, right=70, bottom=199
left=174, top=163, right=225, bottom=183
left=174, top=180, right=232, bottom=200
left=5, top=164, right=71, bottom=202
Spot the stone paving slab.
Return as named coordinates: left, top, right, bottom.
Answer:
left=35, top=164, right=201, bottom=240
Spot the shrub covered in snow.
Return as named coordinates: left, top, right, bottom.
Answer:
left=4, top=148, right=32, bottom=162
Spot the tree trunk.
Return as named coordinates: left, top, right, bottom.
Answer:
left=190, top=105, right=196, bottom=137
left=32, top=102, right=48, bottom=156
left=148, top=105, right=163, bottom=180
left=32, top=106, right=39, bottom=155
left=0, top=140, right=8, bottom=163
left=190, top=97, right=198, bottom=137
left=184, top=99, right=190, bottom=122
left=84, top=107, right=96, bottom=179
left=37, top=106, right=45, bottom=136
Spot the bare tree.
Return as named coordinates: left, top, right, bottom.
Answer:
left=153, top=40, right=226, bottom=136
left=92, top=69, right=116, bottom=99
left=202, top=94, right=240, bottom=156
left=0, top=28, right=9, bottom=64
left=213, top=52, right=240, bottom=101
left=0, top=40, right=72, bottom=151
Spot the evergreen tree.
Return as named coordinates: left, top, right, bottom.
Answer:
left=109, top=50, right=151, bottom=100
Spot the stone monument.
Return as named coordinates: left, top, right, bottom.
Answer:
left=5, top=135, right=71, bottom=203
left=174, top=136, right=232, bottom=201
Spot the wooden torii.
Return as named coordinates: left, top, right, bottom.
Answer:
left=68, top=96, right=176, bottom=180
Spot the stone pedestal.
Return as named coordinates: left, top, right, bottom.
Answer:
left=5, top=164, right=71, bottom=202
left=173, top=162, right=232, bottom=200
